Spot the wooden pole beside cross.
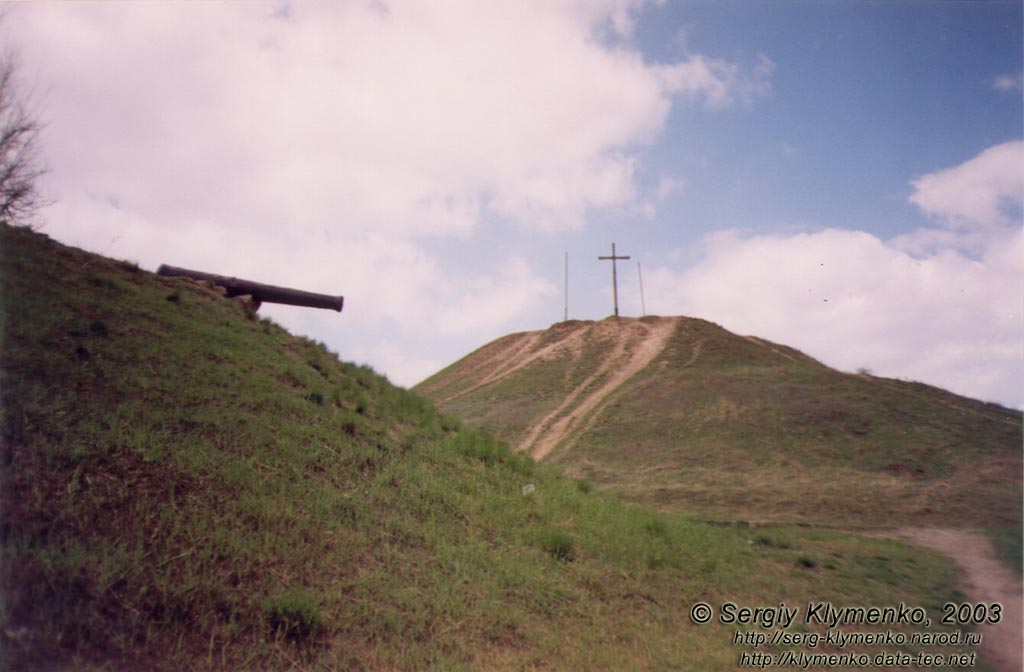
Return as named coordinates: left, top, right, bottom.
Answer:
left=598, top=242, right=630, bottom=317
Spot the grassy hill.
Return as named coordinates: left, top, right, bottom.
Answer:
left=0, top=223, right=989, bottom=670
left=414, top=316, right=1022, bottom=528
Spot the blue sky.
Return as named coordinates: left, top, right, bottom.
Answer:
left=7, top=1, right=1022, bottom=407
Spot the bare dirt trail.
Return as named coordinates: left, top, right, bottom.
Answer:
left=437, top=324, right=592, bottom=404
left=569, top=329, right=704, bottom=452
left=435, top=331, right=543, bottom=403
left=889, top=528, right=1022, bottom=672
left=524, top=317, right=678, bottom=461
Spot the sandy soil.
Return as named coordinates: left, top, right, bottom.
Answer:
left=890, top=528, right=1022, bottom=672
left=437, top=323, right=591, bottom=404
left=523, top=317, right=677, bottom=460
left=433, top=331, right=543, bottom=403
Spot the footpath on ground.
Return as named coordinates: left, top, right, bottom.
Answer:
left=886, top=528, right=1022, bottom=672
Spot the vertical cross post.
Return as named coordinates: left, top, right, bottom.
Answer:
left=637, top=260, right=646, bottom=317
left=598, top=242, right=630, bottom=317
left=564, top=252, right=569, bottom=322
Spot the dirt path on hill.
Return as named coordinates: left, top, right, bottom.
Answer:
left=886, top=528, right=1022, bottom=672
left=436, top=331, right=543, bottom=403
left=569, top=333, right=704, bottom=450
left=440, top=326, right=592, bottom=404
left=523, top=318, right=677, bottom=461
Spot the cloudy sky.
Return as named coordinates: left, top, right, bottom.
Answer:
left=7, top=1, right=1022, bottom=408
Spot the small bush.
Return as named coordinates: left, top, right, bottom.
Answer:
left=540, top=529, right=575, bottom=562
left=330, top=379, right=357, bottom=404
left=88, top=273, right=120, bottom=290
left=576, top=479, right=593, bottom=494
left=264, top=589, right=322, bottom=640
left=386, top=390, right=440, bottom=430
left=987, top=526, right=1023, bottom=574
left=643, top=519, right=667, bottom=537
left=340, top=418, right=360, bottom=437
left=754, top=534, right=792, bottom=550
left=453, top=428, right=509, bottom=466
left=440, top=416, right=462, bottom=433
left=506, top=453, right=535, bottom=477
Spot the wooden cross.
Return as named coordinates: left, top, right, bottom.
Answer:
left=598, top=242, right=630, bottom=317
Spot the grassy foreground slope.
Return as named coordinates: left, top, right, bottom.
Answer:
left=1, top=224, right=971, bottom=670
left=416, top=317, right=1022, bottom=527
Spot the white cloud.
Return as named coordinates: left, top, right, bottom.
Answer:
left=633, top=174, right=685, bottom=220
left=645, top=228, right=1023, bottom=407
left=655, top=52, right=775, bottom=109
left=7, top=0, right=771, bottom=385
left=12, top=1, right=769, bottom=236
left=641, top=142, right=1024, bottom=408
left=908, top=140, right=1024, bottom=231
left=655, top=175, right=687, bottom=201
left=431, top=256, right=557, bottom=335
left=345, top=341, right=442, bottom=389
left=992, top=73, right=1023, bottom=92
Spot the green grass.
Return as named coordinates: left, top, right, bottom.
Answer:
left=0, top=223, right=984, bottom=670
left=264, top=589, right=323, bottom=641
left=417, top=314, right=1022, bottom=528
left=986, top=526, right=1023, bottom=574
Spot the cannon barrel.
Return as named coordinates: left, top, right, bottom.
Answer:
left=157, top=264, right=344, bottom=312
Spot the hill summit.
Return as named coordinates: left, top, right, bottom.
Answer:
left=415, top=315, right=1022, bottom=526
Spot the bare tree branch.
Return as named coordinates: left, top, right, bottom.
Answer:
left=0, top=47, right=46, bottom=225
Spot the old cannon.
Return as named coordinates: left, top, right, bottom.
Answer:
left=157, top=264, right=344, bottom=312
